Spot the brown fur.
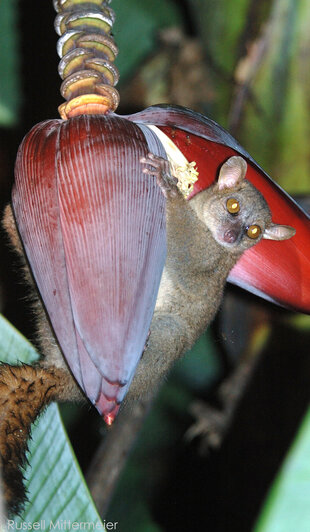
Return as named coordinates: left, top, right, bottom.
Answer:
left=0, top=363, right=74, bottom=514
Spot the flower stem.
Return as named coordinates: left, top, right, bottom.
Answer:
left=54, top=0, right=120, bottom=119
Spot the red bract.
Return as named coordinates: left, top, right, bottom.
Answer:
left=13, top=104, right=310, bottom=423
left=13, top=114, right=166, bottom=422
left=129, top=105, right=310, bottom=313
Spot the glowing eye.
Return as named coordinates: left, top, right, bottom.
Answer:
left=247, top=224, right=262, bottom=239
left=226, top=198, right=240, bottom=214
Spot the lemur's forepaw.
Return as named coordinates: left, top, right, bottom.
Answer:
left=140, top=153, right=179, bottom=199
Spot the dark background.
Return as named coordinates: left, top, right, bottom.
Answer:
left=1, top=1, right=310, bottom=530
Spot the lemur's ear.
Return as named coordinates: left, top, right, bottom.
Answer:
left=263, top=223, right=296, bottom=241
left=218, top=156, right=247, bottom=191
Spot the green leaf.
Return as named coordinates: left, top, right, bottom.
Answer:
left=0, top=0, right=20, bottom=126
left=254, top=406, right=310, bottom=532
left=238, top=0, right=310, bottom=194
left=113, top=0, right=182, bottom=82
left=14, top=404, right=103, bottom=527
left=189, top=0, right=268, bottom=124
left=0, top=315, right=39, bottom=365
left=0, top=314, right=103, bottom=528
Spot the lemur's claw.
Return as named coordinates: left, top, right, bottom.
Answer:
left=140, top=153, right=179, bottom=198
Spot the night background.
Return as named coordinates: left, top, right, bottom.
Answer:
left=0, top=0, right=310, bottom=530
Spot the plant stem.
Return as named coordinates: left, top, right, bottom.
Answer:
left=53, top=0, right=120, bottom=118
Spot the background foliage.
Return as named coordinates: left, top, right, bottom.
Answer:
left=0, top=0, right=310, bottom=530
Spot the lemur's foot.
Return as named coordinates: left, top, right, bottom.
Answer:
left=140, top=153, right=179, bottom=199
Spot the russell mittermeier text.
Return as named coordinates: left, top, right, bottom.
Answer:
left=6, top=520, right=119, bottom=530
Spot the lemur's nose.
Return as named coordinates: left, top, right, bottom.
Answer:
left=223, top=229, right=239, bottom=243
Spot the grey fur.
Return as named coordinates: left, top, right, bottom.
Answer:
left=128, top=155, right=294, bottom=399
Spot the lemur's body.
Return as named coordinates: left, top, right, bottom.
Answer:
left=129, top=154, right=294, bottom=398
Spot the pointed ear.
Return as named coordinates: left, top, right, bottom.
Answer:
left=218, top=156, right=247, bottom=191
left=263, top=224, right=296, bottom=241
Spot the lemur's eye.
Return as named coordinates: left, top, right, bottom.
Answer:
left=226, top=198, right=240, bottom=214
left=246, top=224, right=262, bottom=239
